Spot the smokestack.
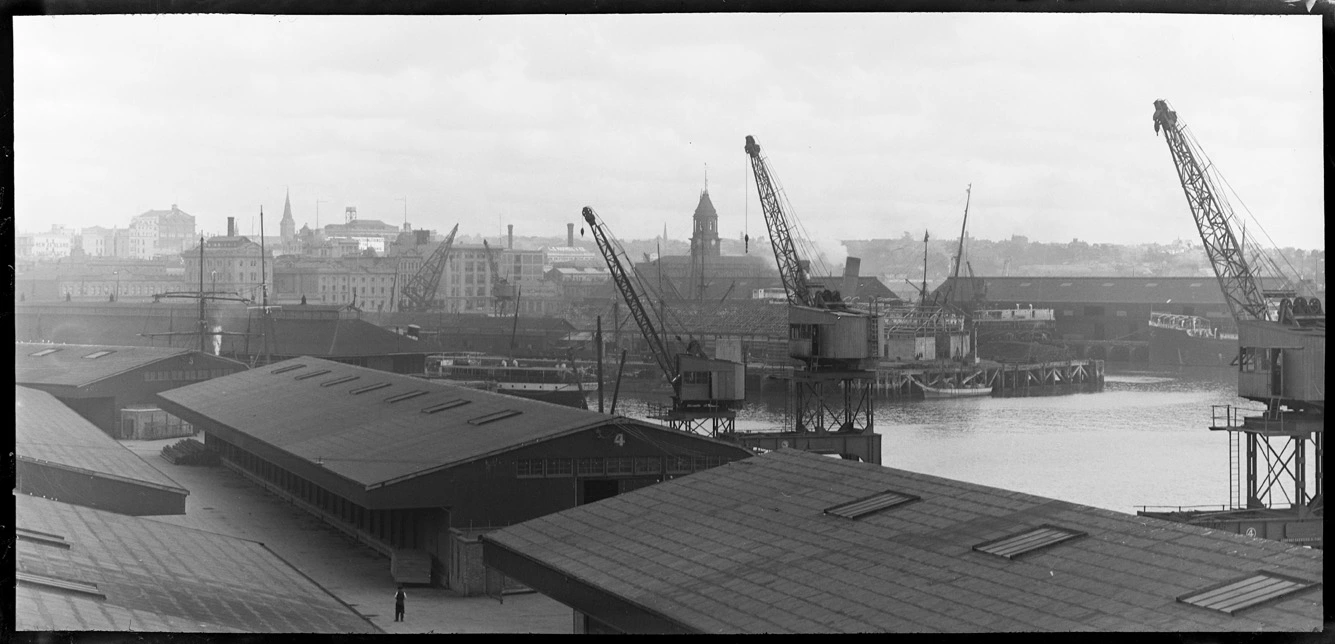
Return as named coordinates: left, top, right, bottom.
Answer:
left=567, top=223, right=574, bottom=247
left=842, top=256, right=861, bottom=298
left=507, top=224, right=514, bottom=250
left=227, top=217, right=236, bottom=237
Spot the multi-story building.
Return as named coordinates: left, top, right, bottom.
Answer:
left=182, top=234, right=272, bottom=302
left=320, top=207, right=404, bottom=251
left=15, top=258, right=183, bottom=303
left=30, top=225, right=76, bottom=258
left=76, top=226, right=130, bottom=258
left=272, top=255, right=399, bottom=312
left=128, top=205, right=196, bottom=259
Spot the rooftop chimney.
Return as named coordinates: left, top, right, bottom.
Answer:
left=507, top=224, right=514, bottom=250
left=567, top=223, right=574, bottom=247
left=227, top=217, right=236, bottom=237
left=842, top=256, right=861, bottom=299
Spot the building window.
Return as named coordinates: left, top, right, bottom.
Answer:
left=633, top=456, right=661, bottom=475
left=666, top=456, right=692, bottom=474
left=546, top=458, right=573, bottom=477
left=516, top=459, right=544, bottom=478
left=576, top=457, right=604, bottom=477
left=606, top=457, right=634, bottom=476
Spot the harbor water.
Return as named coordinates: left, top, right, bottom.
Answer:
left=599, top=365, right=1261, bottom=516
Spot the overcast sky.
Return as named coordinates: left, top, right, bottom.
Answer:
left=13, top=13, right=1323, bottom=252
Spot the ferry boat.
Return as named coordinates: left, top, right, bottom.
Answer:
left=1147, top=312, right=1237, bottom=367
left=421, top=352, right=595, bottom=408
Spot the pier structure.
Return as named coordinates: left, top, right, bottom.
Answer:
left=867, top=358, right=1104, bottom=399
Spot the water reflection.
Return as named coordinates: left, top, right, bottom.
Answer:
left=604, top=365, right=1270, bottom=514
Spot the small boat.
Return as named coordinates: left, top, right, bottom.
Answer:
left=920, top=383, right=993, bottom=399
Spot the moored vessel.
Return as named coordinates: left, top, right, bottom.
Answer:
left=421, top=352, right=595, bottom=408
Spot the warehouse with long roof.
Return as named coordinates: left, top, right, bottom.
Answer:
left=156, top=356, right=753, bottom=591
left=482, top=449, right=1323, bottom=634
left=16, top=385, right=189, bottom=516
left=15, top=341, right=247, bottom=438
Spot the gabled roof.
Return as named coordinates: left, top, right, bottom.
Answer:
left=15, top=342, right=241, bottom=388
left=16, top=386, right=187, bottom=496
left=15, top=494, right=377, bottom=633
left=484, top=449, right=1323, bottom=633
left=156, top=357, right=671, bottom=488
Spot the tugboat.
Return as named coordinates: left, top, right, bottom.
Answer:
left=421, top=352, right=596, bottom=408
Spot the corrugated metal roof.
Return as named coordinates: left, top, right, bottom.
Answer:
left=484, top=449, right=1323, bottom=633
left=157, top=357, right=633, bottom=488
left=16, top=386, right=187, bottom=495
left=15, top=494, right=377, bottom=633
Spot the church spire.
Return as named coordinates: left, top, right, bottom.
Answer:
left=279, top=188, right=296, bottom=244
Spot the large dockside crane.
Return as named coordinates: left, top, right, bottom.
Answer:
left=583, top=206, right=745, bottom=436
left=744, top=136, right=880, bottom=461
left=482, top=239, right=515, bottom=316
left=1142, top=99, right=1323, bottom=547
left=399, top=224, right=460, bottom=313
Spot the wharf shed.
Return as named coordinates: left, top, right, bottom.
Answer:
left=16, top=386, right=189, bottom=516
left=482, top=449, right=1323, bottom=634
left=15, top=341, right=247, bottom=438
left=156, top=357, right=753, bottom=591
left=938, top=276, right=1304, bottom=343
left=942, top=276, right=1228, bottom=342
left=14, top=301, right=432, bottom=374
left=14, top=494, right=379, bottom=633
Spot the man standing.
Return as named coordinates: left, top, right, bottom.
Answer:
left=394, top=585, right=406, bottom=622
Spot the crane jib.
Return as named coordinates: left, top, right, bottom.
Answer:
left=582, top=207, right=678, bottom=390
left=744, top=135, right=815, bottom=309
left=1151, top=100, right=1270, bottom=323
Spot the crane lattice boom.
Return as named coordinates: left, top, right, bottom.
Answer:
left=583, top=207, right=677, bottom=389
left=745, top=135, right=816, bottom=308
left=399, top=223, right=459, bottom=312
left=1152, top=100, right=1269, bottom=322
left=482, top=239, right=513, bottom=314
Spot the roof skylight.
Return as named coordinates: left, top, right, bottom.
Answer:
left=28, top=348, right=61, bottom=357
left=295, top=369, right=333, bottom=380
left=16, top=528, right=70, bottom=549
left=16, top=571, right=105, bottom=600
left=973, top=525, right=1085, bottom=559
left=272, top=364, right=307, bottom=374
left=1178, top=572, right=1317, bottom=614
left=385, top=390, right=430, bottom=403
left=468, top=410, right=522, bottom=425
left=320, top=376, right=361, bottom=387
left=823, top=490, right=919, bottom=519
left=351, top=383, right=392, bottom=395
left=82, top=350, right=115, bottom=360
left=422, top=399, right=471, bottom=414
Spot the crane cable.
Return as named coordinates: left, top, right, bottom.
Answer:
left=1179, top=118, right=1305, bottom=288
